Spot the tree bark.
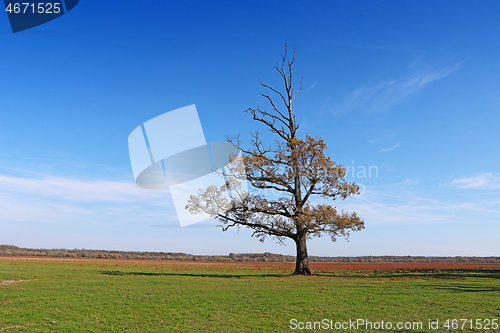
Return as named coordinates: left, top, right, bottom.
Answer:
left=294, top=236, right=312, bottom=275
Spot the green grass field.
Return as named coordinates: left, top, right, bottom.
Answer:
left=1, top=257, right=499, bottom=332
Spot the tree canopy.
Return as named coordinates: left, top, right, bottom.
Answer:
left=187, top=46, right=364, bottom=275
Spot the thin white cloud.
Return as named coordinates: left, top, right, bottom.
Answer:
left=332, top=176, right=500, bottom=227
left=379, top=142, right=400, bottom=152
left=0, top=174, right=170, bottom=203
left=356, top=195, right=389, bottom=208
left=0, top=154, right=113, bottom=168
left=368, top=131, right=396, bottom=144
left=335, top=62, right=463, bottom=115
left=308, top=180, right=463, bottom=226
left=448, top=173, right=500, bottom=190
left=304, top=82, right=317, bottom=95
left=0, top=173, right=179, bottom=226
left=336, top=197, right=457, bottom=225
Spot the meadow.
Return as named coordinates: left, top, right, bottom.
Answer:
left=0, top=257, right=499, bottom=332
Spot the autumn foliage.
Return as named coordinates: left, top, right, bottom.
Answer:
left=187, top=46, right=364, bottom=275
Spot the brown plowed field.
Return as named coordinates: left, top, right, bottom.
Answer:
left=1, top=256, right=499, bottom=273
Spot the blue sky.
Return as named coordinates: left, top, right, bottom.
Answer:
left=1, top=0, right=499, bottom=256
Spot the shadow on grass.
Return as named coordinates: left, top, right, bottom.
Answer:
left=314, top=269, right=500, bottom=280
left=100, top=268, right=500, bottom=281
left=432, top=285, right=500, bottom=292
left=391, top=269, right=499, bottom=280
left=100, top=271, right=292, bottom=278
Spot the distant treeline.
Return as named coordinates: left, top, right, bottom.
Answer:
left=1, top=245, right=499, bottom=263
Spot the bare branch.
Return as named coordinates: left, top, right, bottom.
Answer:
left=259, top=79, right=290, bottom=110
left=186, top=45, right=364, bottom=275
left=245, top=107, right=290, bottom=141
left=261, top=93, right=290, bottom=125
left=217, top=214, right=293, bottom=239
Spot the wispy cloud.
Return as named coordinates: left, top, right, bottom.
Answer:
left=333, top=176, right=500, bottom=227
left=335, top=62, right=463, bottom=115
left=379, top=142, right=400, bottom=152
left=0, top=174, right=169, bottom=203
left=303, top=82, right=317, bottom=96
left=368, top=131, right=396, bottom=144
left=336, top=196, right=458, bottom=225
left=448, top=173, right=500, bottom=190
left=0, top=173, right=178, bottom=225
left=0, top=154, right=114, bottom=169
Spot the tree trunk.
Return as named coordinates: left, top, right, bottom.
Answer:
left=294, top=236, right=312, bottom=275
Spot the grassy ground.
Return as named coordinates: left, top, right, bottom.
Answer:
left=0, top=257, right=499, bottom=332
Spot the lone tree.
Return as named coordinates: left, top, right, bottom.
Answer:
left=187, top=46, right=364, bottom=275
